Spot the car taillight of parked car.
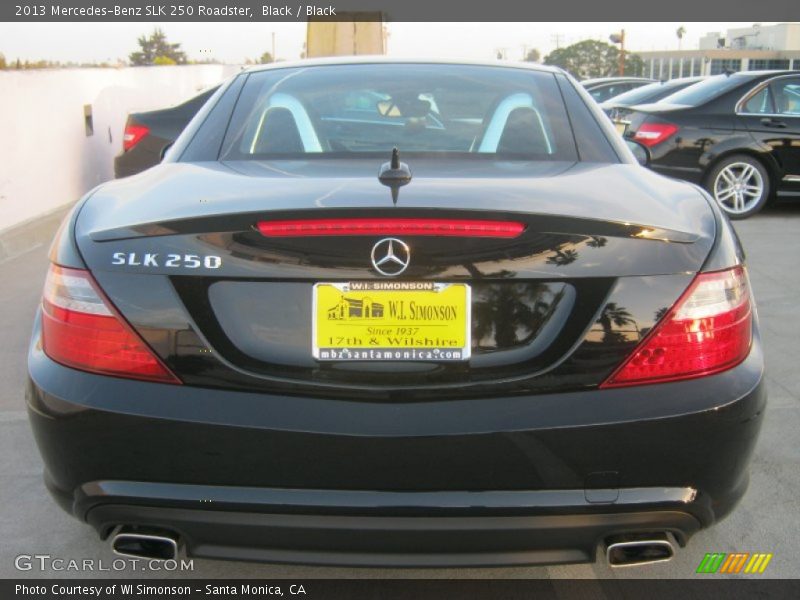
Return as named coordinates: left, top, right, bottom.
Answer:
left=602, top=266, right=752, bottom=387
left=633, top=122, right=679, bottom=148
left=122, top=122, right=150, bottom=152
left=40, top=264, right=180, bottom=384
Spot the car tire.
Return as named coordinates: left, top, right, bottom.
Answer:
left=705, top=155, right=771, bottom=220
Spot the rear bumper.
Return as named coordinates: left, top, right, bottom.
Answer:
left=113, top=150, right=156, bottom=179
left=76, top=483, right=702, bottom=567
left=27, top=323, right=766, bottom=566
left=112, top=153, right=138, bottom=179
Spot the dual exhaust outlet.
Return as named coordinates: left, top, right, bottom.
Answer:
left=109, top=525, right=676, bottom=567
left=110, top=526, right=181, bottom=562
left=605, top=532, right=676, bottom=567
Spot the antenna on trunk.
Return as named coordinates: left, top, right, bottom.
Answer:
left=379, top=147, right=412, bottom=205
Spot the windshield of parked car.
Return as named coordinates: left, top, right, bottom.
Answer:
left=219, top=64, right=579, bottom=161
left=658, top=74, right=750, bottom=106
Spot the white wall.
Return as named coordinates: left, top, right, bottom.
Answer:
left=0, top=64, right=241, bottom=234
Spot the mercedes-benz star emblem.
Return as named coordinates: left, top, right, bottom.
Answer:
left=371, top=238, right=410, bottom=277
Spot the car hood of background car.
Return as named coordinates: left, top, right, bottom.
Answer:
left=78, top=159, right=715, bottom=246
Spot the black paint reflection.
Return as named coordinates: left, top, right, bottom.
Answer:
left=472, top=283, right=568, bottom=350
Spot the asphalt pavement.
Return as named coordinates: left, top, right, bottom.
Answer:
left=1, top=201, right=798, bottom=580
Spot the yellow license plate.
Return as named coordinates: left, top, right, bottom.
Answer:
left=313, top=282, right=471, bottom=361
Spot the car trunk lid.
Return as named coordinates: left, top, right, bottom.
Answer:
left=75, top=160, right=714, bottom=397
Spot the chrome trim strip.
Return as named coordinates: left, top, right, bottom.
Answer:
left=736, top=112, right=800, bottom=118
left=735, top=73, right=800, bottom=115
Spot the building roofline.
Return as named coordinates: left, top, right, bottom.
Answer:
left=636, top=49, right=800, bottom=58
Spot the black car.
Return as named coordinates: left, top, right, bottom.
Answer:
left=599, top=76, right=705, bottom=123
left=113, top=86, right=218, bottom=178
left=580, top=77, right=656, bottom=103
left=28, top=59, right=764, bottom=568
left=625, top=70, right=800, bottom=218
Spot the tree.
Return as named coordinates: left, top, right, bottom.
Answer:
left=544, top=39, right=644, bottom=79
left=129, top=28, right=186, bottom=66
left=623, top=53, right=645, bottom=78
left=153, top=56, right=177, bottom=66
left=0, top=53, right=6, bottom=69
left=524, top=48, right=540, bottom=63
left=259, top=51, right=274, bottom=64
left=676, top=26, right=687, bottom=50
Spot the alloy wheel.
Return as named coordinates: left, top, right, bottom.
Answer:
left=713, top=162, right=765, bottom=215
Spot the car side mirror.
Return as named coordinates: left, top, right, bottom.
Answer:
left=626, top=140, right=649, bottom=167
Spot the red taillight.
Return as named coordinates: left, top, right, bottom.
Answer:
left=633, top=122, right=679, bottom=148
left=256, top=218, right=526, bottom=238
left=601, top=266, right=752, bottom=388
left=122, top=123, right=149, bottom=151
left=40, top=265, right=180, bottom=384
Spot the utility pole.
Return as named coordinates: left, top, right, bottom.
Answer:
left=550, top=33, right=564, bottom=49
left=609, top=29, right=625, bottom=76
left=271, top=31, right=276, bottom=61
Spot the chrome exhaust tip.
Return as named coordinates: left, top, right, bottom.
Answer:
left=111, top=526, right=180, bottom=561
left=605, top=532, right=676, bottom=567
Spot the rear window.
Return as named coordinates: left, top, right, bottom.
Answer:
left=604, top=79, right=696, bottom=106
left=588, top=82, right=638, bottom=102
left=218, top=64, right=579, bottom=161
left=601, top=82, right=664, bottom=105
left=659, top=74, right=750, bottom=106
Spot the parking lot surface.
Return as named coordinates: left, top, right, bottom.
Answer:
left=1, top=202, right=798, bottom=580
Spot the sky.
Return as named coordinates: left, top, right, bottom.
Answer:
left=0, top=22, right=779, bottom=65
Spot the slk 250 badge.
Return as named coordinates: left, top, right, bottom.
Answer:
left=111, top=252, right=222, bottom=269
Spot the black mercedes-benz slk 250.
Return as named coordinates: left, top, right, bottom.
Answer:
left=27, top=59, right=765, bottom=568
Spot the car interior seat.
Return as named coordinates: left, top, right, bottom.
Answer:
left=473, top=93, right=552, bottom=155
left=496, top=107, right=551, bottom=155
left=252, top=108, right=305, bottom=154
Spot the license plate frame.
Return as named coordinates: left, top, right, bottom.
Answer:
left=312, top=282, right=471, bottom=362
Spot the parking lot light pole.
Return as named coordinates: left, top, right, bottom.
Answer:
left=609, top=29, right=625, bottom=76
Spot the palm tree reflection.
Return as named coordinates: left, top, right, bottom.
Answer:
left=546, top=248, right=578, bottom=266
left=597, top=302, right=635, bottom=344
